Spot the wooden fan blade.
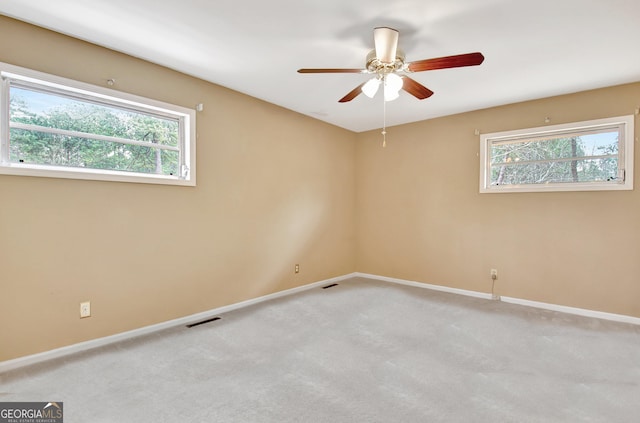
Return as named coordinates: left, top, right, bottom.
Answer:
left=402, top=77, right=434, bottom=100
left=407, top=52, right=485, bottom=72
left=298, top=68, right=366, bottom=74
left=339, top=82, right=366, bottom=103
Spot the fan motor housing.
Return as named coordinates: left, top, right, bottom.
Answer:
left=366, top=49, right=406, bottom=74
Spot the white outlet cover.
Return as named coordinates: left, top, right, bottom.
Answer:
left=80, top=301, right=91, bottom=318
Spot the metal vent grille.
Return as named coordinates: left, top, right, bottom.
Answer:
left=186, top=317, right=221, bottom=328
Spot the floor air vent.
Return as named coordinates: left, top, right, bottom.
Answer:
left=186, top=317, right=221, bottom=328
left=322, top=283, right=339, bottom=289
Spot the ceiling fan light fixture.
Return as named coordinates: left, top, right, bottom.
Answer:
left=383, top=73, right=402, bottom=101
left=384, top=88, right=400, bottom=102
left=362, top=77, right=381, bottom=98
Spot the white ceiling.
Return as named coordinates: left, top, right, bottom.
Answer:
left=1, top=0, right=640, bottom=132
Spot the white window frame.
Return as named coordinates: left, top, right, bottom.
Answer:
left=0, top=62, right=196, bottom=186
left=479, top=115, right=634, bottom=193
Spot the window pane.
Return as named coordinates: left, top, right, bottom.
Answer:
left=9, top=86, right=179, bottom=147
left=480, top=116, right=632, bottom=193
left=491, top=157, right=619, bottom=185
left=490, top=133, right=618, bottom=165
left=1, top=63, right=195, bottom=185
left=580, top=132, right=618, bottom=156
left=10, top=128, right=179, bottom=175
left=489, top=129, right=620, bottom=187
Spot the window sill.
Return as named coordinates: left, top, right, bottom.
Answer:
left=0, top=163, right=195, bottom=186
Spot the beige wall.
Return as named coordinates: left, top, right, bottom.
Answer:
left=0, top=17, right=357, bottom=361
left=356, top=82, right=640, bottom=318
left=2, top=16, right=640, bottom=363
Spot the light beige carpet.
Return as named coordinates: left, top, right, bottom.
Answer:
left=2, top=277, right=639, bottom=422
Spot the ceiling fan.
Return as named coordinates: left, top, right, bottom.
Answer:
left=298, top=27, right=484, bottom=103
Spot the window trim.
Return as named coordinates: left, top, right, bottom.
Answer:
left=0, top=62, right=196, bottom=186
left=479, top=115, right=634, bottom=193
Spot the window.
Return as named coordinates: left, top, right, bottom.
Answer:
left=479, top=116, right=634, bottom=193
left=0, top=62, right=196, bottom=185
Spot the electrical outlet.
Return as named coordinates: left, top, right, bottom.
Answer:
left=80, top=301, right=91, bottom=318
left=294, top=264, right=300, bottom=274
left=490, top=269, right=498, bottom=280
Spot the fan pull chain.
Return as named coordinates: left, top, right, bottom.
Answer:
left=381, top=93, right=387, bottom=147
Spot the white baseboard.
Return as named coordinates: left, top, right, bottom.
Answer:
left=500, top=296, right=640, bottom=326
left=4, top=271, right=638, bottom=373
left=354, top=272, right=640, bottom=326
left=354, top=272, right=494, bottom=300
left=0, top=273, right=357, bottom=374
